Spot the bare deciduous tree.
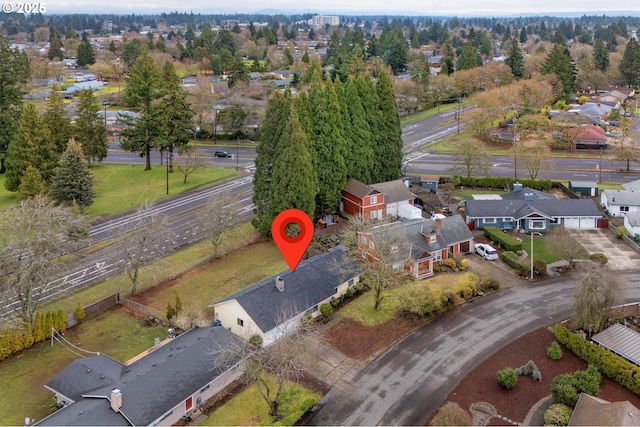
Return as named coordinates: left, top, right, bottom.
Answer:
left=521, top=141, right=554, bottom=180
left=212, top=310, right=316, bottom=419
left=544, top=228, right=585, bottom=268
left=573, top=261, right=624, bottom=337
left=0, top=195, right=88, bottom=328
left=174, top=147, right=205, bottom=184
left=116, top=203, right=172, bottom=295
left=451, top=138, right=490, bottom=178
left=198, top=190, right=239, bottom=256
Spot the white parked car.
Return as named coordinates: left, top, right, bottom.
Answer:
left=475, top=243, right=499, bottom=260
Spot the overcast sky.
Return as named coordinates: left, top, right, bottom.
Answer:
left=49, top=1, right=640, bottom=16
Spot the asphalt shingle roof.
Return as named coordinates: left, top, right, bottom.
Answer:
left=465, top=199, right=601, bottom=220
left=210, top=246, right=360, bottom=334
left=37, top=326, right=239, bottom=426
left=343, top=178, right=380, bottom=199
left=370, top=179, right=415, bottom=204
left=603, top=190, right=640, bottom=206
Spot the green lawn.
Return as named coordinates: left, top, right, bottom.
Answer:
left=400, top=102, right=460, bottom=125
left=0, top=309, right=168, bottom=425
left=339, top=271, right=479, bottom=326
left=200, top=375, right=320, bottom=426
left=522, top=234, right=589, bottom=264
left=0, top=164, right=240, bottom=214
left=87, top=164, right=239, bottom=216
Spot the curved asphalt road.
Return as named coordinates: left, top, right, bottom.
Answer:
left=308, top=271, right=640, bottom=426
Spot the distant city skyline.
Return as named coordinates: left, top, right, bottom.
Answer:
left=48, top=0, right=640, bottom=17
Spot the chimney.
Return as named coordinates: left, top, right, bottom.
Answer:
left=435, top=218, right=442, bottom=232
left=513, top=182, right=523, bottom=192
left=110, top=389, right=122, bottom=413
left=275, top=276, right=284, bottom=292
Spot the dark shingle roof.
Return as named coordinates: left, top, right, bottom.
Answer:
left=500, top=187, right=557, bottom=200
left=368, top=215, right=473, bottom=262
left=465, top=199, right=601, bottom=219
left=343, top=178, right=380, bottom=199
left=37, top=326, right=239, bottom=426
left=370, top=179, right=415, bottom=204
left=210, top=246, right=360, bottom=334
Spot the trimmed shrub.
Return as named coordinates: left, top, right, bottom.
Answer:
left=74, top=303, right=86, bottom=322
left=589, top=253, right=608, bottom=264
left=551, top=365, right=601, bottom=407
left=320, top=303, right=333, bottom=317
left=497, top=368, right=518, bottom=389
left=457, top=258, right=468, bottom=271
left=614, top=226, right=629, bottom=239
left=547, top=341, right=563, bottom=360
left=544, top=403, right=573, bottom=426
left=515, top=360, right=542, bottom=381
left=442, top=258, right=457, bottom=270
left=554, top=323, right=640, bottom=395
left=500, top=251, right=521, bottom=269
left=533, top=260, right=547, bottom=276
left=484, top=226, right=523, bottom=251
left=455, top=176, right=552, bottom=191
left=460, top=287, right=474, bottom=300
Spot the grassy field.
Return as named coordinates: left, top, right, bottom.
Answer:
left=400, top=102, right=459, bottom=125
left=0, top=164, right=240, bottom=214
left=87, top=164, right=239, bottom=216
left=0, top=309, right=168, bottom=425
left=521, top=234, right=589, bottom=264
left=200, top=375, right=320, bottom=426
left=339, top=271, right=479, bottom=326
left=42, top=222, right=266, bottom=315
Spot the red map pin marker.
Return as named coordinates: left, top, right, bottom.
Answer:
left=272, top=209, right=314, bottom=272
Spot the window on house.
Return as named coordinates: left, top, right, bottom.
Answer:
left=369, top=241, right=375, bottom=249
left=391, top=245, right=399, bottom=253
left=237, top=318, right=244, bottom=327
left=550, top=217, right=559, bottom=224
left=530, top=220, right=545, bottom=229
left=484, top=218, right=496, bottom=223
left=370, top=210, right=378, bottom=219
left=435, top=251, right=442, bottom=260
left=306, top=305, right=319, bottom=315
left=621, top=206, right=630, bottom=212
left=348, top=278, right=355, bottom=287
left=361, top=236, right=367, bottom=244
left=370, top=196, right=377, bottom=204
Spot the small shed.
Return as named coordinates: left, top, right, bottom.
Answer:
left=569, top=181, right=598, bottom=197
left=420, top=175, right=440, bottom=190
left=592, top=323, right=640, bottom=367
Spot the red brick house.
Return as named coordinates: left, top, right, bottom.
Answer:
left=341, top=178, right=386, bottom=221
left=341, top=178, right=421, bottom=222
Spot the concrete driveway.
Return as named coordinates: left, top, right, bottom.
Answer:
left=306, top=272, right=640, bottom=426
left=570, top=229, right=640, bottom=270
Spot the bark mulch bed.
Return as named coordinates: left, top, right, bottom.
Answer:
left=436, top=326, right=640, bottom=425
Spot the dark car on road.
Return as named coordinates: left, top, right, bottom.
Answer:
left=214, top=151, right=233, bottom=158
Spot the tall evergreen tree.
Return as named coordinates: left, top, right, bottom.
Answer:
left=48, top=27, right=63, bottom=60
left=519, top=27, right=528, bottom=44
left=356, top=74, right=383, bottom=181
left=505, top=38, right=525, bottom=79
left=541, top=44, right=577, bottom=101
left=309, top=77, right=348, bottom=218
left=593, top=38, right=610, bottom=72
left=456, top=41, right=478, bottom=71
left=77, top=33, right=96, bottom=67
left=43, top=88, right=72, bottom=154
left=75, top=89, right=107, bottom=166
left=121, top=50, right=161, bottom=170
left=252, top=92, right=291, bottom=235
left=619, top=38, right=640, bottom=88
left=343, top=77, right=374, bottom=183
left=4, top=104, right=57, bottom=192
left=267, top=104, right=317, bottom=227
left=51, top=138, right=95, bottom=209
left=375, top=71, right=403, bottom=182
left=0, top=36, right=29, bottom=174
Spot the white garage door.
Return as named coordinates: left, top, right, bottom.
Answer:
left=579, top=217, right=596, bottom=229
left=564, top=217, right=580, bottom=228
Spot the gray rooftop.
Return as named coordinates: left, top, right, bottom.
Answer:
left=622, top=179, right=640, bottom=191
left=37, top=326, right=239, bottom=426
left=367, top=215, right=473, bottom=262
left=625, top=212, right=640, bottom=227
left=370, top=179, right=416, bottom=204
left=210, top=246, right=360, bottom=334
left=569, top=181, right=598, bottom=188
left=592, top=323, right=640, bottom=367
left=465, top=199, right=602, bottom=220
left=500, top=187, right=557, bottom=201
left=603, top=190, right=640, bottom=206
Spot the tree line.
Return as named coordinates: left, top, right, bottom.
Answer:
left=252, top=61, right=403, bottom=236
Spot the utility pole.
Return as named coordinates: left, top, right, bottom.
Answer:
left=166, top=150, right=169, bottom=195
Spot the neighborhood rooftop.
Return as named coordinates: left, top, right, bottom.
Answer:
left=209, top=245, right=360, bottom=334
left=465, top=199, right=602, bottom=219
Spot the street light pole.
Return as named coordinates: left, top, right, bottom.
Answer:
left=530, top=231, right=543, bottom=280
left=236, top=137, right=239, bottom=171
left=166, top=150, right=169, bottom=195
left=599, top=149, right=603, bottom=183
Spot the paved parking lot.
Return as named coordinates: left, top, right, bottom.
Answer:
left=570, top=229, right=640, bottom=270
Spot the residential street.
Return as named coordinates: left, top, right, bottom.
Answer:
left=306, top=270, right=640, bottom=426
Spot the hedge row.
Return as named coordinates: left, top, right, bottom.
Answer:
left=554, top=324, right=640, bottom=395
left=455, top=176, right=553, bottom=191
left=484, top=227, right=523, bottom=252
left=0, top=310, right=68, bottom=362
left=500, top=251, right=522, bottom=269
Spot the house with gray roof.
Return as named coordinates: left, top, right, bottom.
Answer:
left=601, top=189, right=640, bottom=217
left=36, top=326, right=241, bottom=426
left=341, top=178, right=421, bottom=222
left=624, top=212, right=640, bottom=239
left=465, top=197, right=602, bottom=232
left=358, top=215, right=473, bottom=279
left=209, top=246, right=360, bottom=345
